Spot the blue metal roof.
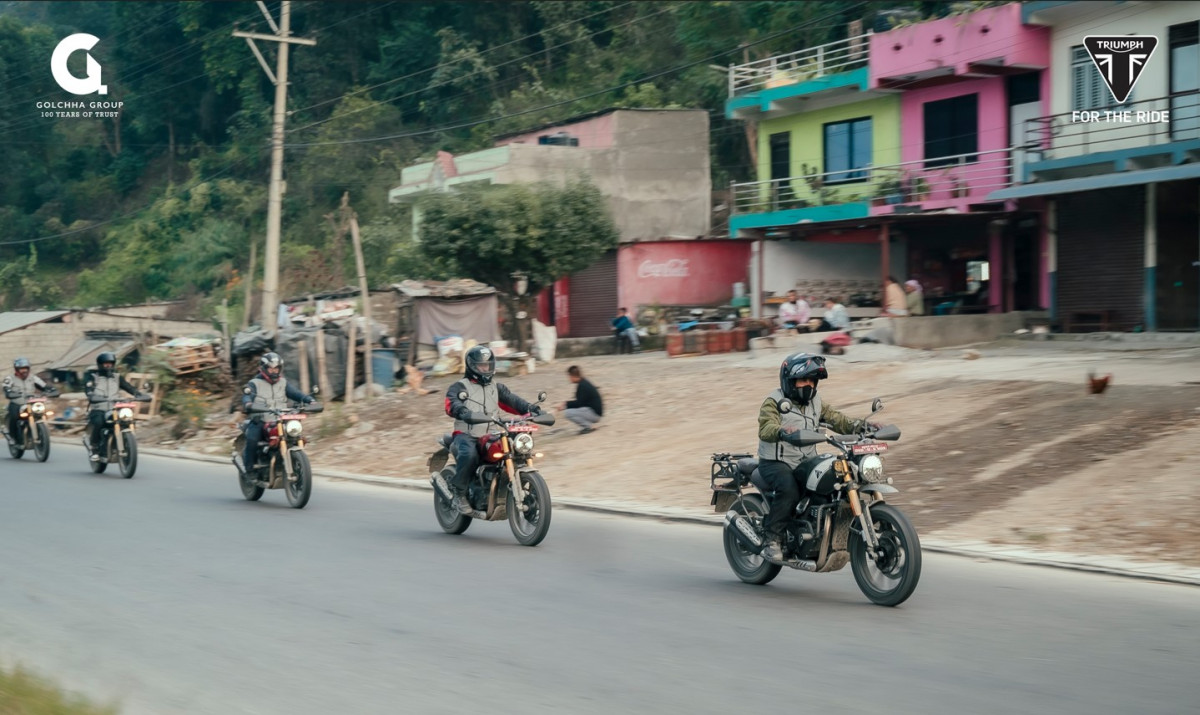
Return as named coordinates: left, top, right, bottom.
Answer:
left=989, top=163, right=1200, bottom=200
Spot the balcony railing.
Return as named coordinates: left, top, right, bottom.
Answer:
left=1023, top=92, right=1200, bottom=163
left=732, top=149, right=1014, bottom=214
left=728, top=33, right=871, bottom=98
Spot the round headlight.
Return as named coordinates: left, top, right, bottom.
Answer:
left=117, top=407, right=134, bottom=421
left=285, top=420, right=304, bottom=437
left=860, top=455, right=884, bottom=481
left=30, top=402, right=45, bottom=415
left=514, top=433, right=534, bottom=454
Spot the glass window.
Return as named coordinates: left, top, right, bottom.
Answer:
left=769, top=132, right=790, bottom=181
left=823, top=117, right=872, bottom=183
left=923, top=95, right=978, bottom=167
left=1169, top=22, right=1200, bottom=141
left=1072, top=45, right=1119, bottom=111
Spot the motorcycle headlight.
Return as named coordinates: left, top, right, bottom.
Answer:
left=285, top=420, right=304, bottom=437
left=860, top=455, right=884, bottom=482
left=117, top=407, right=134, bottom=421
left=514, top=433, right=534, bottom=454
left=30, top=402, right=45, bottom=415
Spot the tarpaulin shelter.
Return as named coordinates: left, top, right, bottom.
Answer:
left=394, top=279, right=500, bottom=365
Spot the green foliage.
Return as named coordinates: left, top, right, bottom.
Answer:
left=0, top=663, right=117, bottom=714
left=417, top=178, right=618, bottom=296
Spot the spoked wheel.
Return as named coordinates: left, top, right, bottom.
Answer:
left=285, top=451, right=313, bottom=509
left=8, top=432, right=25, bottom=459
left=117, top=431, right=138, bottom=479
left=723, top=494, right=781, bottom=585
left=850, top=503, right=922, bottom=607
left=507, top=470, right=551, bottom=547
left=34, top=422, right=51, bottom=462
left=433, top=469, right=471, bottom=535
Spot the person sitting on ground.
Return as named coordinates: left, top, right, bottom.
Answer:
left=815, top=297, right=851, bottom=332
left=777, top=290, right=811, bottom=331
left=880, top=276, right=908, bottom=317
left=558, top=365, right=603, bottom=435
left=611, top=307, right=640, bottom=352
left=904, top=280, right=925, bottom=316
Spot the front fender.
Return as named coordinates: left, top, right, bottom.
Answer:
left=860, top=484, right=899, bottom=497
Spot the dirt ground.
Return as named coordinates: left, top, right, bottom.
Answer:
left=140, top=341, right=1200, bottom=567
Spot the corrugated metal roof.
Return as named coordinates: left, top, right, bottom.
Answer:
left=47, top=337, right=137, bottom=372
left=0, top=310, right=70, bottom=335
left=393, top=279, right=496, bottom=298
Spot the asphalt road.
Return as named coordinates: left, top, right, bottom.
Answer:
left=2, top=446, right=1198, bottom=715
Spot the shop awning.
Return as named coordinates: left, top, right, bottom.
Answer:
left=988, top=164, right=1200, bottom=201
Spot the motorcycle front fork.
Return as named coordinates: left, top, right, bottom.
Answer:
left=849, top=488, right=882, bottom=558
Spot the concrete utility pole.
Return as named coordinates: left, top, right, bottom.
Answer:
left=234, top=1, right=316, bottom=334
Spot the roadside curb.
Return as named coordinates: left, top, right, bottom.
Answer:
left=115, top=443, right=1200, bottom=588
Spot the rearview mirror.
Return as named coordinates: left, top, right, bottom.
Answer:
left=537, top=391, right=547, bottom=403
left=778, top=399, right=793, bottom=413
left=871, top=398, right=883, bottom=413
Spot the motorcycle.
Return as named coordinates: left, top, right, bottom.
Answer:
left=712, top=398, right=921, bottom=607
left=428, top=391, right=556, bottom=546
left=84, top=395, right=152, bottom=478
left=232, top=399, right=324, bottom=509
left=4, top=393, right=59, bottom=462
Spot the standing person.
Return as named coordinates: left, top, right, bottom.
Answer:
left=777, top=290, right=811, bottom=331
left=611, top=307, right=640, bottom=352
left=815, top=297, right=851, bottom=332
left=881, top=276, right=908, bottom=317
left=904, top=280, right=925, bottom=316
left=558, top=365, right=603, bottom=435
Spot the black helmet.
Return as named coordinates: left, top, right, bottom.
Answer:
left=13, top=357, right=30, bottom=371
left=779, top=352, right=827, bottom=404
left=464, top=345, right=495, bottom=386
left=259, top=352, right=283, bottom=384
left=97, top=352, right=117, bottom=376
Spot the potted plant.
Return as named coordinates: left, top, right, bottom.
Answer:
left=873, top=174, right=902, bottom=206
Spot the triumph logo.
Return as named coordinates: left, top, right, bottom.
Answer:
left=1083, top=35, right=1157, bottom=104
left=51, top=33, right=108, bottom=95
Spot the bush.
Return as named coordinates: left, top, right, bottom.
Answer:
left=0, top=664, right=117, bottom=714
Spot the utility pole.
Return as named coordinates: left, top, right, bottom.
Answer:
left=234, top=1, right=316, bottom=334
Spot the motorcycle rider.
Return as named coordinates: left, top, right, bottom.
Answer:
left=757, top=352, right=877, bottom=563
left=4, top=357, right=58, bottom=441
left=436, top=345, right=541, bottom=515
left=84, top=352, right=144, bottom=461
left=238, top=352, right=315, bottom=475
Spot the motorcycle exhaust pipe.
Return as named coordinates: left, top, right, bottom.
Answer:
left=724, top=511, right=764, bottom=555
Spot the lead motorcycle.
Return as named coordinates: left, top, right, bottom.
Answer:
left=3, top=393, right=59, bottom=462
left=232, top=398, right=324, bottom=509
left=428, top=391, right=556, bottom=546
left=713, top=398, right=921, bottom=606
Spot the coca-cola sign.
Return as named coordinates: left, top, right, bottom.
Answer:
left=638, top=258, right=690, bottom=279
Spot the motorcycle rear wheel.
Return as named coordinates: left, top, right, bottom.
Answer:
left=849, top=503, right=921, bottom=607
left=434, top=470, right=471, bottom=535
left=507, top=470, right=551, bottom=547
left=34, top=423, right=50, bottom=462
left=724, top=494, right=781, bottom=585
left=285, top=451, right=312, bottom=509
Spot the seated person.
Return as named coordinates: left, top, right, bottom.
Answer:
left=777, top=290, right=811, bottom=331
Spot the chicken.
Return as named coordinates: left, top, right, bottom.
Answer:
left=1087, top=370, right=1112, bottom=395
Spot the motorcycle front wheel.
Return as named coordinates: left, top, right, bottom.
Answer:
left=723, top=494, right=781, bottom=585
left=849, top=503, right=921, bottom=607
left=118, top=431, right=138, bottom=479
left=507, top=470, right=551, bottom=547
left=34, top=422, right=51, bottom=462
left=285, top=451, right=312, bottom=509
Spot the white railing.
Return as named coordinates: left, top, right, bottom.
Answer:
left=729, top=33, right=871, bottom=97
left=732, top=148, right=1014, bottom=214
left=1023, top=92, right=1200, bottom=165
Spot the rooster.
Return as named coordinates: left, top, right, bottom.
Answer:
left=1087, top=370, right=1112, bottom=395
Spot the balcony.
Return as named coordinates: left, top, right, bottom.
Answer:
left=1021, top=93, right=1200, bottom=182
left=726, top=34, right=871, bottom=119
left=730, top=149, right=1014, bottom=233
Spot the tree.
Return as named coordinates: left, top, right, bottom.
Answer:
left=417, top=178, right=618, bottom=348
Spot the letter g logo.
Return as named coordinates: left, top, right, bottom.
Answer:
left=51, top=34, right=107, bottom=95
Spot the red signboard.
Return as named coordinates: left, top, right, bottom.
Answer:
left=617, top=240, right=750, bottom=308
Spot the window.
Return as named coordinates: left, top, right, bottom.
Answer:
left=1071, top=45, right=1118, bottom=111
left=923, top=94, right=978, bottom=167
left=1169, top=21, right=1200, bottom=141
left=823, top=117, right=872, bottom=183
left=768, top=132, right=790, bottom=181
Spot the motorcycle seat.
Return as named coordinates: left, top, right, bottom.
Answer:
left=736, top=457, right=758, bottom=475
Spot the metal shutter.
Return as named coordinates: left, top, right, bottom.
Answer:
left=566, top=251, right=618, bottom=338
left=1056, top=187, right=1145, bottom=329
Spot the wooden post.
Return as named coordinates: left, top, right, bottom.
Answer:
left=344, top=319, right=357, bottom=405
left=220, top=298, right=232, bottom=372
left=242, top=239, right=257, bottom=330
left=298, top=339, right=310, bottom=394
left=349, top=213, right=373, bottom=399
left=314, top=329, right=332, bottom=400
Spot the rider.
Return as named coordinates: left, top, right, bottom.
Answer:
left=84, top=352, right=143, bottom=461
left=757, top=352, right=877, bottom=563
left=4, top=357, right=57, bottom=440
left=437, top=345, right=541, bottom=515
left=239, top=352, right=315, bottom=474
